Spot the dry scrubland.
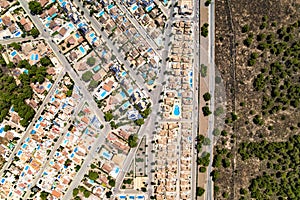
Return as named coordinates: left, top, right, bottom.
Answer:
left=213, top=0, right=300, bottom=199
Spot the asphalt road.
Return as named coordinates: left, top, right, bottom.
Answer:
left=23, top=100, right=85, bottom=199
left=72, top=0, right=151, bottom=97
left=0, top=69, right=66, bottom=177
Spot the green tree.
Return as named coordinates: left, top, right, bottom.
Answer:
left=109, top=179, right=116, bottom=187
left=40, top=191, right=49, bottom=200
left=241, top=24, right=250, bottom=33
left=89, top=80, right=98, bottom=89
left=104, top=111, right=113, bottom=121
left=73, top=188, right=79, bottom=197
left=134, top=118, right=144, bottom=126
left=203, top=92, right=211, bottom=101
left=202, top=106, right=212, bottom=116
left=28, top=1, right=43, bottom=15
left=128, top=134, right=138, bottom=148
left=86, top=56, right=96, bottom=67
left=9, top=42, right=21, bottom=51
left=83, top=190, right=91, bottom=198
left=201, top=23, right=209, bottom=37
left=30, top=28, right=40, bottom=38
left=200, top=64, right=207, bottom=77
left=82, top=71, right=93, bottom=82
left=197, top=187, right=205, bottom=196
left=88, top=171, right=99, bottom=180
left=40, top=56, right=51, bottom=66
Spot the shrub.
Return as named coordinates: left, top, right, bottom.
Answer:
left=241, top=24, right=250, bottom=33
left=196, top=187, right=205, bottom=196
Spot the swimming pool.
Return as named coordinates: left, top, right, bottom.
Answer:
left=35, top=123, right=40, bottom=129
left=25, top=137, right=30, bottom=142
left=1, top=179, right=5, bottom=184
left=15, top=32, right=21, bottom=37
left=102, top=151, right=112, bottom=160
left=100, top=90, right=107, bottom=98
left=31, top=130, right=36, bottom=134
left=0, top=128, right=3, bottom=134
left=132, top=5, right=138, bottom=11
left=10, top=107, right=14, bottom=112
left=121, top=71, right=127, bottom=77
left=47, top=83, right=52, bottom=89
left=148, top=80, right=154, bottom=85
left=24, top=69, right=29, bottom=74
left=79, top=46, right=86, bottom=54
left=39, top=117, right=43, bottom=121
left=52, top=13, right=57, bottom=18
left=122, top=101, right=130, bottom=109
left=22, top=144, right=27, bottom=149
left=110, top=166, right=120, bottom=178
left=24, top=166, right=29, bottom=171
left=93, top=65, right=100, bottom=72
left=108, top=4, right=114, bottom=9
left=127, top=88, right=133, bottom=95
left=98, top=10, right=105, bottom=17
left=137, top=196, right=144, bottom=199
left=11, top=51, right=17, bottom=57
left=17, top=150, right=23, bottom=156
left=120, top=91, right=126, bottom=98
left=146, top=5, right=153, bottom=12
left=90, top=32, right=95, bottom=38
left=75, top=32, right=80, bottom=38
left=68, top=23, right=74, bottom=29
left=173, top=105, right=180, bottom=116
left=70, top=153, right=74, bottom=158
left=129, top=196, right=135, bottom=199
left=47, top=16, right=52, bottom=21
left=119, top=196, right=126, bottom=199
left=190, top=71, right=193, bottom=76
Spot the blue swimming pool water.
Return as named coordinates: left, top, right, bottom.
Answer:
left=70, top=153, right=74, bottom=158
left=30, top=54, right=35, bottom=60
left=0, top=19, right=2, bottom=23
left=127, top=88, right=133, bottom=95
left=62, top=2, right=66, bottom=7
left=47, top=83, right=52, bottom=89
left=100, top=90, right=107, bottom=98
left=66, top=132, right=70, bottom=137
left=46, top=23, right=50, bottom=27
left=79, top=46, right=85, bottom=54
left=119, top=196, right=126, bottom=199
left=74, top=147, right=78, bottom=153
left=121, top=71, right=127, bottom=77
left=132, top=5, right=138, bottom=11
left=189, top=78, right=192, bottom=84
left=35, top=124, right=40, bottom=129
left=24, top=69, right=28, bottom=74
left=22, top=144, right=27, bottom=149
left=146, top=5, right=153, bottom=12
left=122, top=101, right=130, bottom=109
left=90, top=32, right=95, bottom=38
left=39, top=117, right=43, bottom=121
left=25, top=137, right=30, bottom=142
left=17, top=150, right=22, bottom=156
left=102, top=151, right=112, bottom=160
left=15, top=32, right=21, bottom=37
left=11, top=51, right=17, bottom=57
left=93, top=65, right=100, bottom=72
left=35, top=54, right=39, bottom=60
left=25, top=166, right=29, bottom=171
left=75, top=32, right=80, bottom=38
left=108, top=4, right=114, bottom=9
left=98, top=10, right=105, bottom=17
left=92, top=37, right=97, bottom=42
left=120, top=91, right=126, bottom=98
left=129, top=196, right=135, bottom=199
left=1, top=179, right=5, bottom=184
left=148, top=80, right=154, bottom=85
left=68, top=23, right=74, bottom=29
left=190, top=71, right=193, bottom=76
left=115, top=167, right=120, bottom=174
left=31, top=130, right=36, bottom=134
left=173, top=105, right=180, bottom=116
left=47, top=16, right=51, bottom=21
left=0, top=128, right=3, bottom=133
left=52, top=13, right=57, bottom=18
left=137, top=196, right=144, bottom=199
